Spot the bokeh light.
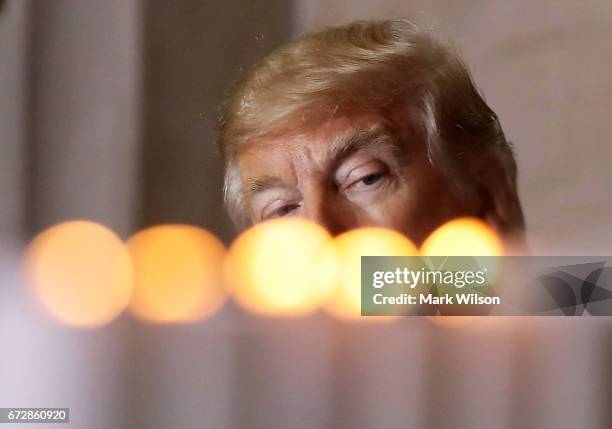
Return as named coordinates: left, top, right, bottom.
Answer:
left=420, top=217, right=502, bottom=326
left=127, top=225, right=227, bottom=323
left=225, top=218, right=334, bottom=317
left=23, top=220, right=133, bottom=328
left=420, top=217, right=503, bottom=256
left=321, top=227, right=418, bottom=320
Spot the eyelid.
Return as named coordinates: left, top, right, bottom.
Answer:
left=249, top=186, right=300, bottom=220
left=341, top=160, right=387, bottom=189
left=261, top=199, right=300, bottom=220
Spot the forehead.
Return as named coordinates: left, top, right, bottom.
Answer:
left=237, top=114, right=392, bottom=178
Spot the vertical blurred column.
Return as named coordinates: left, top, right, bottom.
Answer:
left=123, top=2, right=295, bottom=428
left=510, top=319, right=611, bottom=429
left=421, top=319, right=515, bottom=429
left=27, top=0, right=140, bottom=236
left=0, top=0, right=31, bottom=411
left=0, top=1, right=142, bottom=428
left=230, top=315, right=336, bottom=429
left=0, top=0, right=27, bottom=244
left=330, top=320, right=427, bottom=429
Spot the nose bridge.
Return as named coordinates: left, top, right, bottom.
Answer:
left=301, top=182, right=350, bottom=236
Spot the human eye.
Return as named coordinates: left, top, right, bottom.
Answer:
left=353, top=171, right=384, bottom=187
left=262, top=202, right=301, bottom=220
left=344, top=161, right=389, bottom=192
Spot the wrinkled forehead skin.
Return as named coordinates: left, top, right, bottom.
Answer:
left=235, top=110, right=472, bottom=244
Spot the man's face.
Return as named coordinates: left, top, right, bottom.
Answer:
left=237, top=114, right=475, bottom=245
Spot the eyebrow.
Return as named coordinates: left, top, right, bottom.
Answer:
left=240, top=123, right=401, bottom=202
left=242, top=175, right=286, bottom=201
left=326, top=123, right=400, bottom=169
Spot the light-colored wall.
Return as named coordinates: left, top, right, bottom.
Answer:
left=295, top=0, right=612, bottom=254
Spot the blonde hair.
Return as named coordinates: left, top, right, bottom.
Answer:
left=218, top=19, right=517, bottom=228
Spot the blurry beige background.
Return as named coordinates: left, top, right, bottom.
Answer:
left=1, top=1, right=611, bottom=428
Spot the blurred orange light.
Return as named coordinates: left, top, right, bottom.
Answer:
left=127, top=225, right=227, bottom=323
left=420, top=217, right=503, bottom=257
left=421, top=217, right=501, bottom=326
left=23, top=220, right=133, bottom=328
left=225, top=218, right=334, bottom=317
left=321, top=227, right=418, bottom=320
